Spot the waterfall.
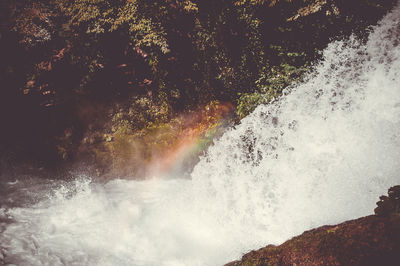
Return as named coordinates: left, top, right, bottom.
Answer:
left=1, top=3, right=399, bottom=266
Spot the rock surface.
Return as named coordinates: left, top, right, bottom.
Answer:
left=225, top=186, right=400, bottom=266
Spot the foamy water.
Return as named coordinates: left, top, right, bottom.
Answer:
left=1, top=3, right=400, bottom=266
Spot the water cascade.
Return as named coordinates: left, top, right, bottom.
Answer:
left=1, top=3, right=400, bottom=266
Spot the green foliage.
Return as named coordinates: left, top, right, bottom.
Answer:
left=57, top=0, right=198, bottom=53
left=1, top=0, right=396, bottom=170
left=10, top=1, right=55, bottom=45
left=83, top=99, right=230, bottom=177
left=236, top=91, right=266, bottom=120
left=237, top=62, right=308, bottom=119
left=111, top=95, right=171, bottom=133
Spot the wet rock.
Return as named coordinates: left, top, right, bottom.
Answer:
left=225, top=186, right=400, bottom=266
left=375, top=185, right=400, bottom=217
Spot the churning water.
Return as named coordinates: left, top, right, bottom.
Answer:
left=1, top=4, right=400, bottom=266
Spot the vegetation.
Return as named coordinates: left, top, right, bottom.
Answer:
left=0, top=0, right=396, bottom=176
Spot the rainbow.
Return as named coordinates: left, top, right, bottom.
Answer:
left=143, top=102, right=233, bottom=178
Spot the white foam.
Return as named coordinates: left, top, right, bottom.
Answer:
left=1, top=3, right=400, bottom=266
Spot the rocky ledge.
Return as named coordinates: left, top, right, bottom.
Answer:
left=225, top=186, right=400, bottom=266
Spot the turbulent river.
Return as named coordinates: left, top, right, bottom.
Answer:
left=1, top=3, right=400, bottom=266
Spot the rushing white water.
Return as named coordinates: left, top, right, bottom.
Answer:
left=1, top=4, right=400, bottom=266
